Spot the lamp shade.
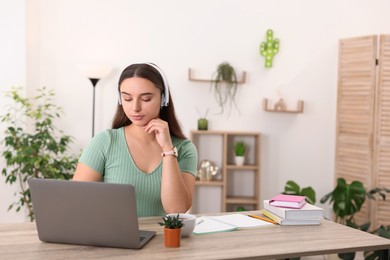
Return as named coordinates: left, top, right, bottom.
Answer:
left=78, top=64, right=112, bottom=79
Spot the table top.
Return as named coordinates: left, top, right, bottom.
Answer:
left=1, top=212, right=389, bottom=259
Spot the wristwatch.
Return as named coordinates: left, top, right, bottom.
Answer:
left=161, top=147, right=178, bottom=158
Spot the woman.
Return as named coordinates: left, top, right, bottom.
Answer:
left=73, top=63, right=198, bottom=217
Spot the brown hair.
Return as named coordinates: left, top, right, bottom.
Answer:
left=112, top=63, right=186, bottom=139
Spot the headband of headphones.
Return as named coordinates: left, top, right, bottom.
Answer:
left=118, top=63, right=169, bottom=108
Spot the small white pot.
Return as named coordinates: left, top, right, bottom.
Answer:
left=235, top=156, right=245, bottom=166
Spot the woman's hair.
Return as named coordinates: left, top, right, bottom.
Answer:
left=112, top=63, right=186, bottom=139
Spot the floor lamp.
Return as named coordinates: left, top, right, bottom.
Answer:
left=78, top=65, right=112, bottom=137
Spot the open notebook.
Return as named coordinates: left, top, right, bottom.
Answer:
left=193, top=213, right=273, bottom=234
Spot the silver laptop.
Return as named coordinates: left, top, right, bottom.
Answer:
left=28, top=178, right=155, bottom=249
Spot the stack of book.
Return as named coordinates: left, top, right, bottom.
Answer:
left=262, top=194, right=324, bottom=225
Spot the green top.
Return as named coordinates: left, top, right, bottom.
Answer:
left=79, top=128, right=198, bottom=217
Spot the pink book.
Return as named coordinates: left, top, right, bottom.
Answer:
left=269, top=194, right=306, bottom=209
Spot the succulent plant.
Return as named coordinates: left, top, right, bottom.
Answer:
left=158, top=214, right=183, bottom=229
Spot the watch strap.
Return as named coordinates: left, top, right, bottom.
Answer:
left=161, top=147, right=178, bottom=157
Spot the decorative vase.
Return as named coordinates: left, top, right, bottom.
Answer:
left=197, top=118, right=208, bottom=130
left=235, top=156, right=245, bottom=166
left=164, top=227, right=181, bottom=247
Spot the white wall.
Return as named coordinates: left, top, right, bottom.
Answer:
left=0, top=0, right=27, bottom=223
left=1, top=0, right=390, bottom=222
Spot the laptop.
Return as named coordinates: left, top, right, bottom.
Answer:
left=28, top=178, right=156, bottom=249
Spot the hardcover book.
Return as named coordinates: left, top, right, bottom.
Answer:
left=269, top=194, right=306, bottom=209
left=263, top=200, right=324, bottom=219
left=262, top=209, right=321, bottom=226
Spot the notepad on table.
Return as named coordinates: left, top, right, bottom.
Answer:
left=193, top=213, right=273, bottom=234
left=269, top=194, right=306, bottom=209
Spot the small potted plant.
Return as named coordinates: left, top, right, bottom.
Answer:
left=196, top=107, right=209, bottom=130
left=158, top=214, right=183, bottom=247
left=234, top=141, right=246, bottom=166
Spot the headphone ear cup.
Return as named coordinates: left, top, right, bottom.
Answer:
left=161, top=94, right=165, bottom=108
left=118, top=91, right=122, bottom=105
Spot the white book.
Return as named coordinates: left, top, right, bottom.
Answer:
left=263, top=200, right=324, bottom=219
left=262, top=209, right=321, bottom=226
left=193, top=213, right=273, bottom=234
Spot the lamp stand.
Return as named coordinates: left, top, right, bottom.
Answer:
left=89, top=78, right=100, bottom=137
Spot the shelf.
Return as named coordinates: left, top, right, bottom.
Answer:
left=195, top=180, right=224, bottom=186
left=226, top=165, right=259, bottom=170
left=191, top=130, right=260, bottom=136
left=188, top=68, right=247, bottom=84
left=263, top=98, right=304, bottom=113
left=226, top=196, right=258, bottom=205
left=191, top=130, right=260, bottom=213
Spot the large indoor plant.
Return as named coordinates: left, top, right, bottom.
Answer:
left=282, top=180, right=316, bottom=204
left=320, top=178, right=390, bottom=260
left=211, top=62, right=239, bottom=116
left=1, top=87, right=78, bottom=221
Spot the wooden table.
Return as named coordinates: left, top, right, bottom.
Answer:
left=1, top=212, right=389, bottom=259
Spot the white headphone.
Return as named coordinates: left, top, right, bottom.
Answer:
left=118, top=63, right=169, bottom=108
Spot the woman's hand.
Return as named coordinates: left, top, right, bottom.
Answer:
left=143, top=118, right=173, bottom=150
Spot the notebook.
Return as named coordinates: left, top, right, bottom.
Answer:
left=193, top=213, right=273, bottom=234
left=28, top=178, right=155, bottom=249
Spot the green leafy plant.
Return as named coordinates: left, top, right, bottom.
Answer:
left=159, top=214, right=183, bottom=229
left=211, top=62, right=239, bottom=116
left=234, top=141, right=246, bottom=156
left=1, top=87, right=78, bottom=221
left=320, top=178, right=389, bottom=227
left=320, top=178, right=390, bottom=260
left=283, top=180, right=316, bottom=204
left=364, top=225, right=390, bottom=260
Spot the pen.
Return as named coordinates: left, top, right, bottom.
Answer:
left=248, top=214, right=278, bottom=225
left=196, top=219, right=204, bottom=225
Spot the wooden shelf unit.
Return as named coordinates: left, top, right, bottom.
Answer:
left=263, top=98, right=304, bottom=113
left=190, top=130, right=261, bottom=213
left=188, top=68, right=247, bottom=84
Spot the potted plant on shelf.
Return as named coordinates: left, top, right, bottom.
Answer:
left=1, top=87, right=78, bottom=221
left=234, top=141, right=246, bottom=166
left=196, top=107, right=209, bottom=131
left=211, top=62, right=239, bottom=116
left=159, top=214, right=183, bottom=247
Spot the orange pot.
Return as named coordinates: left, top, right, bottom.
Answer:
left=164, top=227, right=181, bottom=248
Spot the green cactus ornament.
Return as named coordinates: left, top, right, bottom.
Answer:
left=259, top=29, right=280, bottom=68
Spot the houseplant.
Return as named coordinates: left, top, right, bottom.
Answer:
left=364, top=225, right=390, bottom=260
left=159, top=214, right=184, bottom=247
left=320, top=178, right=390, bottom=260
left=211, top=62, right=239, bottom=116
left=234, top=141, right=246, bottom=166
left=1, top=87, right=78, bottom=221
left=282, top=180, right=316, bottom=204
left=196, top=107, right=209, bottom=130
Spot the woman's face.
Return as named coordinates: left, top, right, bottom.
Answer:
left=119, top=77, right=162, bottom=126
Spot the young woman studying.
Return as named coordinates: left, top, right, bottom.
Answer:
left=73, top=63, right=198, bottom=217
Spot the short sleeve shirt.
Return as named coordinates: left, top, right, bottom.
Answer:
left=79, top=128, right=198, bottom=217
